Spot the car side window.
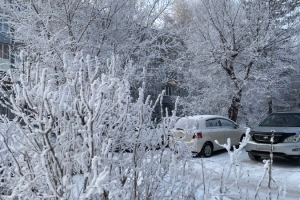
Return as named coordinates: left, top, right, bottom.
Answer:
left=206, top=119, right=221, bottom=128
left=206, top=120, right=213, bottom=127
left=220, top=119, right=234, bottom=128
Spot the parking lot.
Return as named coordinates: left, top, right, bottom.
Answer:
left=190, top=149, right=300, bottom=199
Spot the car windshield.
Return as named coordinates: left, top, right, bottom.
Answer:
left=259, top=113, right=300, bottom=127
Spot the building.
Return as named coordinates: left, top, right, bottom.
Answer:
left=0, top=18, right=11, bottom=71
left=0, top=17, right=14, bottom=119
left=143, top=64, right=187, bottom=120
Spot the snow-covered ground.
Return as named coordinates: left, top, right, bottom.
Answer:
left=69, top=148, right=300, bottom=199
left=191, top=149, right=300, bottom=199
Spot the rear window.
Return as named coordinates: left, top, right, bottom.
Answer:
left=259, top=113, right=300, bottom=127
left=175, top=118, right=199, bottom=130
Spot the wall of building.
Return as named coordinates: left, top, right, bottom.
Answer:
left=0, top=18, right=11, bottom=71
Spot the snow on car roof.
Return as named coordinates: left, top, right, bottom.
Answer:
left=273, top=110, right=300, bottom=114
left=182, top=115, right=225, bottom=120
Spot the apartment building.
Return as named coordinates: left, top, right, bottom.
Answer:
left=0, top=17, right=14, bottom=118
left=0, top=18, right=11, bottom=71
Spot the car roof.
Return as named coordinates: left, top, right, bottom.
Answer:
left=271, top=111, right=300, bottom=114
left=181, top=115, right=227, bottom=120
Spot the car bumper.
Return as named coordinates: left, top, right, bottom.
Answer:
left=245, top=141, right=300, bottom=158
left=169, top=136, right=204, bottom=153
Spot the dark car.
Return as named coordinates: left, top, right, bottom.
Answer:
left=245, top=111, right=300, bottom=161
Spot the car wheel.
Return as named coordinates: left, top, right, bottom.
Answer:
left=248, top=152, right=261, bottom=161
left=286, top=157, right=300, bottom=163
left=201, top=143, right=213, bottom=157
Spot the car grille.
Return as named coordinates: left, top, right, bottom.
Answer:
left=253, top=134, right=281, bottom=143
left=251, top=132, right=296, bottom=144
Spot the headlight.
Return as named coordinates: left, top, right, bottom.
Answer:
left=283, top=135, right=300, bottom=143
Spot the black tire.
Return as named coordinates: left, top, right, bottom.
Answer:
left=286, top=157, right=300, bottom=163
left=248, top=152, right=261, bottom=161
left=201, top=143, right=213, bottom=157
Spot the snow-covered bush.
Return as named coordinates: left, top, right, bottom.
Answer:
left=0, top=53, right=196, bottom=199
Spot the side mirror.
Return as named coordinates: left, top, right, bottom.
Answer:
left=234, top=124, right=239, bottom=129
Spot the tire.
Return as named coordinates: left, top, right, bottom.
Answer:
left=286, top=157, right=300, bottom=163
left=248, top=152, right=261, bottom=161
left=201, top=143, right=213, bottom=157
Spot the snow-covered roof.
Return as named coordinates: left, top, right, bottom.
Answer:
left=182, top=115, right=226, bottom=120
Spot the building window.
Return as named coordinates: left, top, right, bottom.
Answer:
left=165, top=86, right=173, bottom=96
left=0, top=43, right=9, bottom=59
left=165, top=85, right=182, bottom=96
left=0, top=18, right=9, bottom=33
left=0, top=43, right=11, bottom=71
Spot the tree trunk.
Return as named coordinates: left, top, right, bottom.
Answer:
left=228, top=90, right=242, bottom=122
left=268, top=99, right=273, bottom=114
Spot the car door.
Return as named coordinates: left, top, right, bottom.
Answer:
left=205, top=118, right=226, bottom=149
left=219, top=118, right=240, bottom=145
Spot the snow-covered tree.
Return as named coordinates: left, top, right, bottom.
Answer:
left=179, top=0, right=300, bottom=125
left=0, top=0, right=201, bottom=199
left=0, top=0, right=181, bottom=94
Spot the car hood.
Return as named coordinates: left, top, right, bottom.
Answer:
left=251, top=126, right=300, bottom=134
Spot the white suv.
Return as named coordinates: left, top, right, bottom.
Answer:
left=245, top=111, right=300, bottom=161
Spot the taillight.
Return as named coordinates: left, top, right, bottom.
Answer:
left=192, top=132, right=202, bottom=139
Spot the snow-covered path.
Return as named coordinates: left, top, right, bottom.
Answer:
left=190, top=149, right=300, bottom=199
